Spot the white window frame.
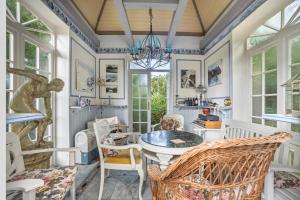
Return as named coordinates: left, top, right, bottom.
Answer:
left=6, top=3, right=56, bottom=141
left=250, top=42, right=278, bottom=126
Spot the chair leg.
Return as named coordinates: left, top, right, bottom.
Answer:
left=264, top=170, right=274, bottom=200
left=23, top=190, right=36, bottom=200
left=98, top=165, right=105, bottom=200
left=71, top=181, right=76, bottom=200
left=138, top=169, right=144, bottom=200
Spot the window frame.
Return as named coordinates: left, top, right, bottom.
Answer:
left=250, top=43, right=278, bottom=126
left=6, top=3, right=56, bottom=141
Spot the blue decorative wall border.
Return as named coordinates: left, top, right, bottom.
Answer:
left=97, top=48, right=204, bottom=55
left=43, top=0, right=98, bottom=52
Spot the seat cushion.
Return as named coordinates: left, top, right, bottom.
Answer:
left=274, top=171, right=300, bottom=189
left=104, top=149, right=141, bottom=164
left=8, top=166, right=77, bottom=200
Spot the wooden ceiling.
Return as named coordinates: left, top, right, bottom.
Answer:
left=72, top=0, right=233, bottom=36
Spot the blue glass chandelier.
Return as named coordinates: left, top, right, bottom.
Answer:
left=129, top=9, right=172, bottom=70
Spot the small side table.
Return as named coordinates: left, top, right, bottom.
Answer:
left=192, top=122, right=225, bottom=141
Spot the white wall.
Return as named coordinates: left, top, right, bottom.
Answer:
left=0, top=0, right=6, bottom=198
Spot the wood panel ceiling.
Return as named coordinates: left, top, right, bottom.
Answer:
left=72, top=0, right=233, bottom=36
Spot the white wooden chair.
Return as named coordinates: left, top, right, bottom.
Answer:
left=93, top=122, right=145, bottom=200
left=224, top=119, right=300, bottom=200
left=151, top=114, right=184, bottom=131
left=6, top=132, right=78, bottom=200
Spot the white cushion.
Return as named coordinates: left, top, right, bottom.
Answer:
left=96, top=116, right=119, bottom=125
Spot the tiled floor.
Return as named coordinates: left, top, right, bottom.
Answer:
left=75, top=169, right=152, bottom=200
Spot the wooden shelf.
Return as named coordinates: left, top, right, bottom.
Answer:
left=7, top=113, right=45, bottom=124
left=262, top=114, right=300, bottom=125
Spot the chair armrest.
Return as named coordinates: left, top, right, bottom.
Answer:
left=100, top=143, right=142, bottom=151
left=270, top=163, right=300, bottom=173
left=7, top=179, right=44, bottom=192
left=148, top=164, right=163, bottom=181
left=21, top=147, right=79, bottom=155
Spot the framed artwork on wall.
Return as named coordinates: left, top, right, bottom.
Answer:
left=204, top=41, right=231, bottom=99
left=176, top=59, right=202, bottom=98
left=70, top=38, right=96, bottom=98
left=99, top=59, right=125, bottom=99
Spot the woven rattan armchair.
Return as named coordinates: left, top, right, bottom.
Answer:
left=148, top=132, right=291, bottom=200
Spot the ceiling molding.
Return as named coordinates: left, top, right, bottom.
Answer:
left=201, top=0, right=267, bottom=53
left=167, top=0, right=188, bottom=47
left=205, top=0, right=235, bottom=36
left=123, top=0, right=178, bottom=11
left=114, top=0, right=133, bottom=45
left=95, top=0, right=107, bottom=32
left=42, top=0, right=100, bottom=51
left=71, top=0, right=95, bottom=30
left=192, top=0, right=205, bottom=34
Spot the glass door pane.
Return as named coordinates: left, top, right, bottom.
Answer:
left=131, top=72, right=150, bottom=133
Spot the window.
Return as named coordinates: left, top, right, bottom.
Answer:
left=6, top=31, right=14, bottom=114
left=247, top=0, right=300, bottom=49
left=251, top=46, right=277, bottom=127
left=290, top=35, right=300, bottom=131
left=6, top=1, right=54, bottom=141
left=6, top=0, right=53, bottom=43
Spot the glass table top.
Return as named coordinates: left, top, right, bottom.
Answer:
left=141, top=130, right=203, bottom=148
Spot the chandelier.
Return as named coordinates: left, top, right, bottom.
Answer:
left=129, top=9, right=172, bottom=70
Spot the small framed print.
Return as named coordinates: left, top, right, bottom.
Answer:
left=99, top=59, right=125, bottom=99
left=176, top=59, right=202, bottom=98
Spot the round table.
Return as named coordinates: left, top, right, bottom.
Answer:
left=139, top=130, right=203, bottom=170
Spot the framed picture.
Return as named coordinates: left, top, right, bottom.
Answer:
left=70, top=38, right=96, bottom=98
left=176, top=59, right=202, bottom=98
left=204, top=41, right=231, bottom=99
left=99, top=59, right=125, bottom=99
left=208, top=59, right=222, bottom=87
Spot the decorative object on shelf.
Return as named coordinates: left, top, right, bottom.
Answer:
left=207, top=59, right=223, bottom=87
left=176, top=59, right=202, bottom=98
left=97, top=78, right=106, bottom=87
left=99, top=59, right=125, bottom=99
left=76, top=96, right=91, bottom=108
left=71, top=38, right=96, bottom=98
left=196, top=84, right=207, bottom=106
left=224, top=98, right=232, bottom=106
left=281, top=74, right=300, bottom=117
left=7, top=67, right=64, bottom=169
left=129, top=8, right=172, bottom=70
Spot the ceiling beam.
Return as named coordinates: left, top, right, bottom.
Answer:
left=114, top=0, right=133, bottom=45
left=192, top=0, right=205, bottom=35
left=124, top=0, right=179, bottom=11
left=95, top=0, right=107, bottom=32
left=166, top=0, right=188, bottom=47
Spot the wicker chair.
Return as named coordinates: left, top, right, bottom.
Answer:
left=148, top=132, right=291, bottom=200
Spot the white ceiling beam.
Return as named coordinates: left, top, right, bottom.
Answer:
left=124, top=0, right=179, bottom=11
left=166, top=0, right=188, bottom=47
left=114, top=0, right=133, bottom=45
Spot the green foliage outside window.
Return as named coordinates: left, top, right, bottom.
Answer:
left=151, top=74, right=167, bottom=125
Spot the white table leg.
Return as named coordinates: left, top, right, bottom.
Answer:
left=156, top=153, right=173, bottom=170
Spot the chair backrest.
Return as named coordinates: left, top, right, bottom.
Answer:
left=224, top=119, right=300, bottom=172
left=163, top=114, right=184, bottom=130
left=93, top=122, right=114, bottom=162
left=159, top=132, right=290, bottom=199
left=6, top=132, right=25, bottom=180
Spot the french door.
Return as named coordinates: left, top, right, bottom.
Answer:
left=129, top=70, right=151, bottom=133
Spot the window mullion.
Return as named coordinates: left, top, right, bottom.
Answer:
left=262, top=51, right=266, bottom=124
